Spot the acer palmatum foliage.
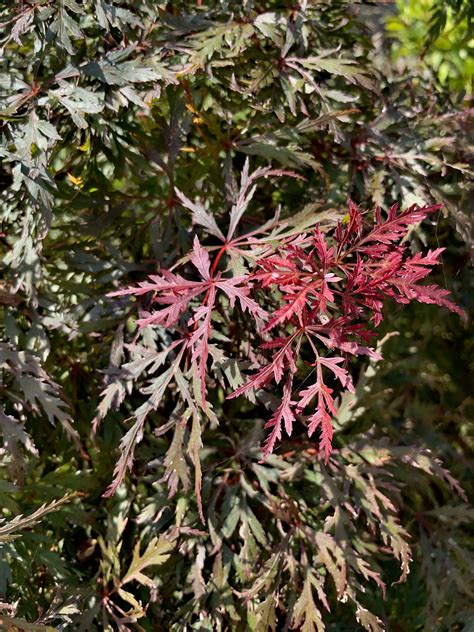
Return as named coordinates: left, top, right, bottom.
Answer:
left=109, top=200, right=466, bottom=465
left=110, top=235, right=266, bottom=404
left=229, top=201, right=466, bottom=459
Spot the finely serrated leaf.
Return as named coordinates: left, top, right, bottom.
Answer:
left=254, top=594, right=277, bottom=632
left=0, top=493, right=78, bottom=542
left=293, top=571, right=325, bottom=632
left=356, top=607, right=384, bottom=632
left=121, top=536, right=175, bottom=587
left=176, top=189, right=225, bottom=240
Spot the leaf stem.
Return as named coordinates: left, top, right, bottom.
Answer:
left=210, top=243, right=227, bottom=276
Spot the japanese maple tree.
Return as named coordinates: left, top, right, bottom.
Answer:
left=109, top=197, right=466, bottom=470
left=1, top=1, right=472, bottom=628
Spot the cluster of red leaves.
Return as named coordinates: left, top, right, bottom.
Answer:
left=113, top=235, right=266, bottom=403
left=110, top=201, right=466, bottom=461
left=230, top=201, right=466, bottom=459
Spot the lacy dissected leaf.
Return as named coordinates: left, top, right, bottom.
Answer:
left=120, top=535, right=176, bottom=588
left=0, top=493, right=78, bottom=542
left=0, top=344, right=79, bottom=447
left=254, top=594, right=277, bottom=632
left=356, top=607, right=384, bottom=632
left=262, top=376, right=296, bottom=458
left=227, top=201, right=465, bottom=459
left=103, top=346, right=186, bottom=497
left=160, top=412, right=192, bottom=499
left=292, top=569, right=326, bottom=632
left=109, top=235, right=265, bottom=405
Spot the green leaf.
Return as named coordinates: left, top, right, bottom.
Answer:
left=121, top=535, right=175, bottom=587
left=253, top=594, right=277, bottom=632
left=293, top=571, right=325, bottom=632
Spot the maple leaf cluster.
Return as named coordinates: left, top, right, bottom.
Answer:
left=110, top=201, right=466, bottom=461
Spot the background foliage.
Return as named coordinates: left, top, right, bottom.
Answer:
left=387, top=0, right=474, bottom=99
left=0, top=1, right=472, bottom=630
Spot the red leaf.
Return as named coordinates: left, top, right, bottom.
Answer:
left=262, top=377, right=296, bottom=457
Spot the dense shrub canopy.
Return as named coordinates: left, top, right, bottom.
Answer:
left=0, top=1, right=472, bottom=630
